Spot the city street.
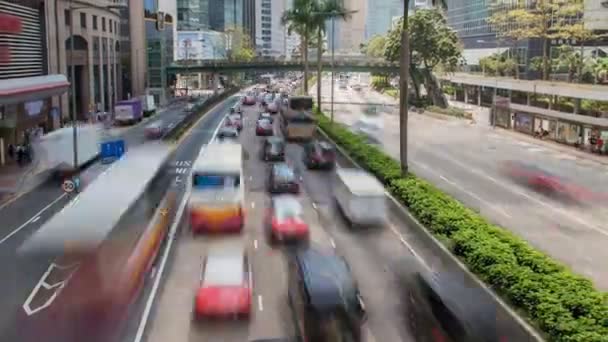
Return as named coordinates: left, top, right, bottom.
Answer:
left=0, top=98, right=217, bottom=342
left=311, top=75, right=608, bottom=290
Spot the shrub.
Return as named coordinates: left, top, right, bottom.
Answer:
left=426, top=105, right=473, bottom=119
left=314, top=111, right=608, bottom=342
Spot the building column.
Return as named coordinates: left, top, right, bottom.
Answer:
left=198, top=73, right=202, bottom=89
left=477, top=86, right=482, bottom=106
left=464, top=85, right=468, bottom=104
left=113, top=41, right=119, bottom=104
left=213, top=73, right=220, bottom=95
left=98, top=37, right=105, bottom=113
left=105, top=38, right=113, bottom=112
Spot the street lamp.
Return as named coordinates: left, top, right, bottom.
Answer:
left=313, top=9, right=357, bottom=124
left=68, top=0, right=125, bottom=169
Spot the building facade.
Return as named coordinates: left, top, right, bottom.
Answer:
left=145, top=0, right=175, bottom=105
left=177, top=0, right=209, bottom=31
left=255, top=0, right=285, bottom=58
left=365, top=0, right=403, bottom=40
left=242, top=0, right=255, bottom=46
left=336, top=0, right=366, bottom=52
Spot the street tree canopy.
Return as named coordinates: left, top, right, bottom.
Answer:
left=384, top=9, right=461, bottom=71
left=363, top=35, right=387, bottom=58
left=222, top=26, right=255, bottom=62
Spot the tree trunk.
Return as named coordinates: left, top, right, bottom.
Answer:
left=399, top=1, right=410, bottom=174
left=542, top=36, right=549, bottom=80
left=316, top=27, right=322, bottom=111
left=303, top=31, right=309, bottom=93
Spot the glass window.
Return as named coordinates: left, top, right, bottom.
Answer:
left=102, top=17, right=106, bottom=31
left=65, top=9, right=70, bottom=26
left=193, top=174, right=240, bottom=188
left=80, top=13, right=86, bottom=28
left=109, top=19, right=112, bottom=33
left=290, top=98, right=313, bottom=111
left=93, top=15, right=98, bottom=30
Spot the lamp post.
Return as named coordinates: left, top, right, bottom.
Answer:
left=312, top=9, right=357, bottom=124
left=68, top=0, right=125, bottom=169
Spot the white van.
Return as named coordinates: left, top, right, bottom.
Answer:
left=189, top=142, right=245, bottom=233
left=333, top=168, right=387, bottom=227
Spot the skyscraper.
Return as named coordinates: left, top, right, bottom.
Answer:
left=242, top=0, right=256, bottom=44
left=365, top=0, right=403, bottom=40
left=177, top=0, right=209, bottom=31
left=255, top=0, right=285, bottom=57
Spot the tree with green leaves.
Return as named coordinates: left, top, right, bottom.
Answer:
left=222, top=26, right=255, bottom=62
left=311, top=0, right=351, bottom=113
left=363, top=35, right=387, bottom=58
left=553, top=45, right=583, bottom=83
left=282, top=0, right=317, bottom=93
left=384, top=9, right=461, bottom=107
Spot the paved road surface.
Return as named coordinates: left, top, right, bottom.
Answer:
left=312, top=76, right=608, bottom=289
left=0, top=99, right=217, bottom=341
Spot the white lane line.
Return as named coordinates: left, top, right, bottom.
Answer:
left=0, top=193, right=67, bottom=246
left=437, top=173, right=512, bottom=219
left=387, top=223, right=431, bottom=272
left=133, top=109, right=227, bottom=342
left=257, top=295, right=264, bottom=311
left=253, top=239, right=258, bottom=250
left=312, top=202, right=317, bottom=210
left=329, top=238, right=336, bottom=248
left=251, top=201, right=255, bottom=209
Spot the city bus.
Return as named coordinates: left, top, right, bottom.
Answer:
left=280, top=95, right=317, bottom=141
left=17, top=143, right=175, bottom=342
left=189, top=142, right=245, bottom=233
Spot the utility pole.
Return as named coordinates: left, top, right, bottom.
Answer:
left=330, top=16, right=335, bottom=123
left=399, top=0, right=410, bottom=174
left=69, top=0, right=78, bottom=169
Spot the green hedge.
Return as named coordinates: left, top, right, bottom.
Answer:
left=314, top=110, right=608, bottom=342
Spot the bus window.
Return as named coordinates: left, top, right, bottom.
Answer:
left=193, top=174, right=240, bottom=189
left=290, top=98, right=313, bottom=111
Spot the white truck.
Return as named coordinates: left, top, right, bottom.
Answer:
left=333, top=168, right=387, bottom=227
left=35, top=124, right=101, bottom=174
left=141, top=94, right=156, bottom=117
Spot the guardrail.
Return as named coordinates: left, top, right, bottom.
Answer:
left=315, top=127, right=544, bottom=342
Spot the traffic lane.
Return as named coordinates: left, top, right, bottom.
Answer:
left=120, top=96, right=240, bottom=342
left=314, top=134, right=541, bottom=341
left=284, top=141, right=413, bottom=342
left=240, top=105, right=337, bottom=341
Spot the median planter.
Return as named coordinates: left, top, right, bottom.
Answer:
left=314, top=110, right=608, bottom=342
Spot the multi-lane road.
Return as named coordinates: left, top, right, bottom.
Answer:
left=0, top=98, right=213, bottom=341
left=311, top=76, right=608, bottom=290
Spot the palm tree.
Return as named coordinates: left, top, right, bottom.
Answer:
left=311, top=0, right=350, bottom=112
left=282, top=0, right=317, bottom=93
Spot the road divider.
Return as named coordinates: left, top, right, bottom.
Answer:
left=313, top=109, right=608, bottom=342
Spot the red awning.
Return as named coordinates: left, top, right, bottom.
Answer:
left=0, top=74, right=70, bottom=105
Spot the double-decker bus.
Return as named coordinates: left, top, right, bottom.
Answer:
left=17, top=143, right=175, bottom=342
left=279, top=95, right=317, bottom=141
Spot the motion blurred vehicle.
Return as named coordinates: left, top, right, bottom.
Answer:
left=267, top=97, right=280, bottom=114
left=351, top=83, right=362, bottom=91
left=334, top=168, right=387, bottom=227
left=339, top=79, right=348, bottom=89
left=217, top=126, right=239, bottom=141
left=279, top=96, right=316, bottom=141
left=243, top=92, right=256, bottom=105
left=189, top=143, right=244, bottom=233
left=267, top=162, right=300, bottom=194
left=195, top=246, right=252, bottom=319
left=144, top=120, right=165, bottom=139
left=226, top=114, right=243, bottom=131
left=265, top=195, right=309, bottom=244
left=303, top=140, right=335, bottom=169
left=258, top=111, right=274, bottom=124
left=288, top=246, right=367, bottom=342
left=404, top=268, right=502, bottom=342
left=350, top=117, right=382, bottom=145
left=256, top=118, right=274, bottom=136
left=230, top=102, right=243, bottom=114
left=263, top=93, right=275, bottom=108
left=261, top=137, right=286, bottom=161
left=502, top=160, right=598, bottom=204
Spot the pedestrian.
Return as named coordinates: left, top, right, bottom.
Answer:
left=7, top=144, right=14, bottom=159
left=16, top=145, right=23, bottom=166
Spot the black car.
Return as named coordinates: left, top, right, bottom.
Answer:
left=303, top=140, right=336, bottom=169
left=261, top=137, right=286, bottom=161
left=267, top=163, right=300, bottom=194
left=258, top=112, right=274, bottom=124
left=287, top=246, right=367, bottom=342
left=256, top=119, right=274, bottom=136
left=405, top=268, right=507, bottom=342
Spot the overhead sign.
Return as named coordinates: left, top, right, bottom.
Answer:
left=62, top=179, right=75, bottom=193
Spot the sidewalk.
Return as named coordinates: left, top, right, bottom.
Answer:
left=0, top=157, right=50, bottom=208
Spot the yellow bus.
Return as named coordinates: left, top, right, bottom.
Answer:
left=280, top=95, right=317, bottom=141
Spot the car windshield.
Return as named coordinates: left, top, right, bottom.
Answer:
left=203, top=254, right=244, bottom=286
left=274, top=197, right=302, bottom=220
left=258, top=119, right=271, bottom=126
left=274, top=164, right=295, bottom=181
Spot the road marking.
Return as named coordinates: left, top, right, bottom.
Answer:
left=312, top=202, right=317, bottom=209
left=133, top=104, right=228, bottom=342
left=31, top=216, right=40, bottom=223
left=329, top=238, right=336, bottom=248
left=257, top=295, right=264, bottom=311
left=436, top=173, right=512, bottom=219
left=251, top=201, right=255, bottom=209
left=0, top=193, right=67, bottom=246
left=23, top=262, right=80, bottom=316
left=253, top=239, right=258, bottom=250
left=387, top=223, right=431, bottom=272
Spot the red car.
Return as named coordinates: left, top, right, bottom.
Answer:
left=256, top=118, right=274, bottom=136
left=242, top=93, right=256, bottom=105
left=144, top=120, right=165, bottom=139
left=195, top=247, right=252, bottom=319
left=265, top=195, right=309, bottom=243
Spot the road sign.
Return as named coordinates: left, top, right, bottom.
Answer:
left=62, top=180, right=75, bottom=193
